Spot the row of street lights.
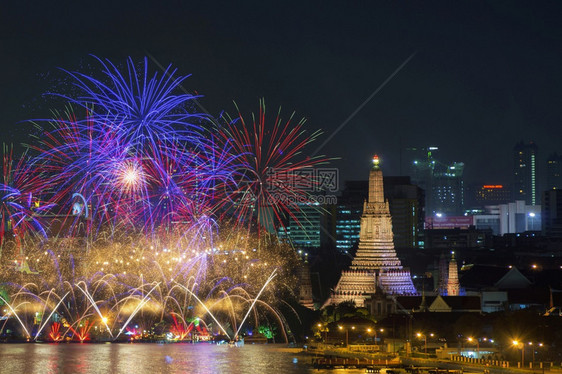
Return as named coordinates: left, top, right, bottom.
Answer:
left=412, top=333, right=494, bottom=358
left=318, top=323, right=546, bottom=364
left=512, top=340, right=544, bottom=367
left=315, top=323, right=385, bottom=347
left=337, top=325, right=383, bottom=346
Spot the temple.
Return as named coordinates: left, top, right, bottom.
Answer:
left=325, top=155, right=417, bottom=307
left=447, top=251, right=460, bottom=296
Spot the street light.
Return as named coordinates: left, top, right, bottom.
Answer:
left=529, top=342, right=543, bottom=363
left=338, top=325, right=349, bottom=347
left=513, top=340, right=524, bottom=367
left=317, top=323, right=328, bottom=342
left=417, top=332, right=428, bottom=355
left=366, top=327, right=384, bottom=344
left=467, top=337, right=480, bottom=358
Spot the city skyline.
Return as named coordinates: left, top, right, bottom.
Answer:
left=3, top=3, right=562, bottom=371
left=2, top=2, right=562, bottom=185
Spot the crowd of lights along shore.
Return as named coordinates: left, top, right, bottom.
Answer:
left=0, top=56, right=329, bottom=343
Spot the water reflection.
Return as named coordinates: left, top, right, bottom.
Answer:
left=0, top=344, right=366, bottom=374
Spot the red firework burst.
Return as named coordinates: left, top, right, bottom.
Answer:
left=217, top=99, right=331, bottom=233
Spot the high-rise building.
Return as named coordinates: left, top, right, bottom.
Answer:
left=546, top=153, right=562, bottom=190
left=466, top=184, right=512, bottom=209
left=280, top=203, right=322, bottom=249
left=408, top=146, right=438, bottom=214
left=432, top=162, right=465, bottom=215
left=383, top=177, right=425, bottom=248
left=335, top=181, right=367, bottom=253
left=513, top=141, right=538, bottom=205
left=325, top=156, right=417, bottom=308
left=407, top=146, right=465, bottom=216
left=335, top=206, right=362, bottom=253
left=542, top=189, right=562, bottom=237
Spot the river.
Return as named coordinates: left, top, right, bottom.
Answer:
left=0, top=343, right=367, bottom=374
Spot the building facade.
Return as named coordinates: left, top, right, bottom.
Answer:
left=432, top=162, right=465, bottom=216
left=466, top=184, right=512, bottom=209
left=383, top=177, right=425, bottom=248
left=472, top=200, right=541, bottom=235
left=335, top=181, right=368, bottom=253
left=407, top=146, right=438, bottom=214
left=542, top=189, right=562, bottom=237
left=407, top=146, right=465, bottom=216
left=513, top=141, right=538, bottom=205
left=546, top=153, right=562, bottom=191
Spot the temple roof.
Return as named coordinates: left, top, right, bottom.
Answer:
left=460, top=265, right=531, bottom=290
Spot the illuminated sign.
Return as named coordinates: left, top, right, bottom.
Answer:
left=425, top=216, right=474, bottom=229
left=482, top=185, right=503, bottom=189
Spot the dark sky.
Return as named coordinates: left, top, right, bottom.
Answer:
left=2, top=1, right=562, bottom=188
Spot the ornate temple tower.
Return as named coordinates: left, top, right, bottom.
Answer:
left=447, top=251, right=460, bottom=296
left=326, top=156, right=417, bottom=307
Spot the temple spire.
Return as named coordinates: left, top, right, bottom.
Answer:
left=368, top=155, right=385, bottom=204
left=447, top=251, right=460, bottom=296
left=324, top=153, right=417, bottom=308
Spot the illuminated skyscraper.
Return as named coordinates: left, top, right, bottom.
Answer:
left=286, top=203, right=322, bottom=248
left=336, top=181, right=367, bottom=253
left=513, top=141, right=538, bottom=205
left=467, top=184, right=511, bottom=208
left=432, top=162, right=464, bottom=215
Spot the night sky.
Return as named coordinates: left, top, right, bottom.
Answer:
left=2, top=1, right=562, bottom=188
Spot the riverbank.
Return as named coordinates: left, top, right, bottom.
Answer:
left=302, top=345, right=562, bottom=374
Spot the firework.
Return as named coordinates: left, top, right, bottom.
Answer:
left=0, top=228, right=299, bottom=342
left=217, top=99, right=330, bottom=233
left=0, top=145, right=52, bottom=250
left=30, top=111, right=144, bottom=233
left=0, top=56, right=332, bottom=343
left=55, top=56, right=205, bottom=152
